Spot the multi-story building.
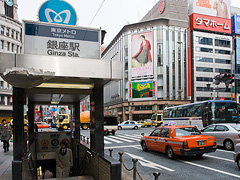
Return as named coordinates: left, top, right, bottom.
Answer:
left=102, top=0, right=190, bottom=122
left=0, top=0, right=22, bottom=122
left=188, top=0, right=233, bottom=102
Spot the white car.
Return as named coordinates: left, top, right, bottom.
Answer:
left=118, top=120, right=142, bottom=129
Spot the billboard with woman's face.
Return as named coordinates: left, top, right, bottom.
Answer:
left=131, top=31, right=153, bottom=78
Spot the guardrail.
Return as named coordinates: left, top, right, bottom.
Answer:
left=109, top=149, right=161, bottom=180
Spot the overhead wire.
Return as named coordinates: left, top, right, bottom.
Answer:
left=88, top=0, right=106, bottom=27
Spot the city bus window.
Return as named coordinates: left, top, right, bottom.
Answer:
left=176, top=108, right=183, bottom=117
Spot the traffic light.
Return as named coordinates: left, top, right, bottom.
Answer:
left=213, top=75, right=220, bottom=85
left=225, top=73, right=234, bottom=88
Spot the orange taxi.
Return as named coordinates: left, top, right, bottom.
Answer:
left=140, top=125, right=217, bottom=159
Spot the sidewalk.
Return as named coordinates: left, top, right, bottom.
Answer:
left=0, top=142, right=13, bottom=180
left=0, top=143, right=150, bottom=180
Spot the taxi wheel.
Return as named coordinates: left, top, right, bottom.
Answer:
left=134, top=126, right=138, bottom=129
left=166, top=146, right=174, bottom=159
left=141, top=141, right=148, bottom=151
left=237, top=156, right=240, bottom=169
left=224, top=139, right=234, bottom=151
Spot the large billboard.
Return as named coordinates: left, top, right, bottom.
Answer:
left=23, top=21, right=100, bottom=59
left=131, top=31, right=153, bottom=78
left=189, top=13, right=231, bottom=34
left=236, top=39, right=240, bottom=73
left=129, top=80, right=157, bottom=101
left=232, top=15, right=240, bottom=35
left=188, top=0, right=231, bottom=19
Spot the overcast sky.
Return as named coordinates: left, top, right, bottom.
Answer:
left=18, top=0, right=240, bottom=45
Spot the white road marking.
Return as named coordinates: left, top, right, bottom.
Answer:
left=126, top=152, right=175, bottom=172
left=124, top=134, right=142, bottom=139
left=110, top=136, right=134, bottom=142
left=104, top=140, right=112, bottom=144
left=104, top=145, right=141, bottom=149
left=133, top=146, right=142, bottom=150
left=180, top=160, right=240, bottom=178
left=217, top=149, right=234, bottom=154
left=104, top=136, right=123, bottom=143
left=116, top=135, right=140, bottom=141
left=204, top=154, right=234, bottom=162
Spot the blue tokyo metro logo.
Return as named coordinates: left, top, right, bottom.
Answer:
left=38, top=0, right=77, bottom=26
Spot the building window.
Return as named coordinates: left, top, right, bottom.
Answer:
left=196, top=47, right=213, bottom=53
left=196, top=77, right=213, bottom=82
left=215, top=49, right=231, bottom=55
left=11, top=30, right=14, bottom=38
left=157, top=27, right=163, bottom=66
left=0, top=96, right=5, bottom=105
left=196, top=57, right=213, bottom=63
left=215, top=39, right=230, bottom=48
left=196, top=67, right=213, bottom=72
left=0, top=81, right=3, bottom=89
left=4, top=2, right=14, bottom=19
left=6, top=28, right=9, bottom=36
left=215, top=68, right=231, bottom=73
left=0, top=40, right=3, bottom=49
left=196, top=36, right=213, bottom=45
left=215, top=59, right=231, bottom=64
left=0, top=26, right=4, bottom=35
left=16, top=31, right=19, bottom=40
left=196, top=87, right=213, bottom=92
left=6, top=42, right=10, bottom=51
left=11, top=43, right=14, bottom=52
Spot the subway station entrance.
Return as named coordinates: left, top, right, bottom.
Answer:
left=0, top=52, right=122, bottom=180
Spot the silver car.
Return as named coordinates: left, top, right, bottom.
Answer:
left=202, top=123, right=240, bottom=150
left=233, top=143, right=240, bottom=169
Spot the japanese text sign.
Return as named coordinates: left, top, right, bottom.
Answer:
left=189, top=13, right=231, bottom=34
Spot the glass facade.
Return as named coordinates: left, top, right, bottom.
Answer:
left=196, top=36, right=213, bottom=45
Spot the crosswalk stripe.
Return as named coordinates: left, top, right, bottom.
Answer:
left=116, top=135, right=140, bottom=141
left=124, top=134, right=142, bottom=139
left=110, top=136, right=134, bottom=142
left=104, top=140, right=112, bottom=144
left=104, top=136, right=122, bottom=143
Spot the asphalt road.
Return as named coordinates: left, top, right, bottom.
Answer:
left=79, top=127, right=240, bottom=180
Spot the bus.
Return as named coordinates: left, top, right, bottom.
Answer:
left=151, top=113, right=163, bottom=127
left=163, top=100, right=239, bottom=129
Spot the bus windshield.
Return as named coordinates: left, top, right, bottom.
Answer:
left=210, top=102, right=239, bottom=123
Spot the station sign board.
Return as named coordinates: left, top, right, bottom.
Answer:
left=129, top=80, right=157, bottom=101
left=23, top=21, right=100, bottom=59
left=189, top=13, right=231, bottom=34
left=188, top=0, right=231, bottom=19
left=38, top=0, right=77, bottom=26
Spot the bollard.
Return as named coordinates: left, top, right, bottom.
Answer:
left=80, top=135, right=82, bottom=141
left=83, top=136, right=86, bottom=142
left=109, top=149, right=113, bottom=157
left=87, top=137, right=89, bottom=144
left=132, top=158, right=138, bottom=180
left=118, top=152, right=124, bottom=166
left=153, top=172, right=161, bottom=180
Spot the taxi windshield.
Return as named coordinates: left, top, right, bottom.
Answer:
left=175, top=127, right=201, bottom=137
left=210, top=102, right=239, bottom=123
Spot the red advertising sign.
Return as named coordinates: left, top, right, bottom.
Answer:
left=129, top=83, right=132, bottom=98
left=219, top=97, right=225, bottom=100
left=189, top=13, right=231, bottom=34
left=187, top=27, right=191, bottom=99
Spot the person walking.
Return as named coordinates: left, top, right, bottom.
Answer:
left=56, top=141, right=73, bottom=178
left=0, top=119, right=12, bottom=152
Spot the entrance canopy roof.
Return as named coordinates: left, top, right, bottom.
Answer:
left=0, top=53, right=122, bottom=104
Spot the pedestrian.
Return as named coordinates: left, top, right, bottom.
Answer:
left=56, top=141, right=73, bottom=178
left=0, top=119, right=12, bottom=152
